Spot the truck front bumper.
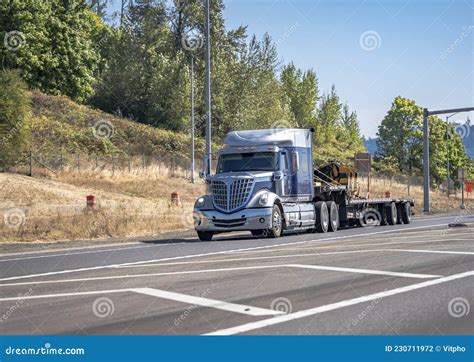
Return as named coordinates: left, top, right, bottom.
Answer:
left=194, top=208, right=273, bottom=232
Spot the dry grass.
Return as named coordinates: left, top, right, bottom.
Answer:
left=1, top=167, right=471, bottom=243
left=0, top=164, right=204, bottom=243
left=358, top=176, right=472, bottom=213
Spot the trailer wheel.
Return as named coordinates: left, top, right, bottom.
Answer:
left=386, top=202, right=398, bottom=226
left=197, top=231, right=214, bottom=241
left=401, top=202, right=411, bottom=224
left=267, top=205, right=283, bottom=238
left=326, top=201, right=339, bottom=232
left=315, top=201, right=329, bottom=233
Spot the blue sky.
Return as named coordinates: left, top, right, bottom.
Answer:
left=108, top=0, right=473, bottom=137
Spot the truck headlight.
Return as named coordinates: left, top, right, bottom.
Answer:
left=196, top=197, right=205, bottom=208
left=258, top=193, right=269, bottom=206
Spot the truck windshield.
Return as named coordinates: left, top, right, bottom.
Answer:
left=217, top=152, right=278, bottom=173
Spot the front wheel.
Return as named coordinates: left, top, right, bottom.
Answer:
left=197, top=231, right=214, bottom=241
left=266, top=205, right=283, bottom=238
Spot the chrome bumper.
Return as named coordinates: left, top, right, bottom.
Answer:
left=194, top=208, right=273, bottom=232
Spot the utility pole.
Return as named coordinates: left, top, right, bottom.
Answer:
left=190, top=51, right=195, bottom=183
left=422, top=106, right=474, bottom=213
left=445, top=112, right=458, bottom=197
left=204, top=0, right=212, bottom=176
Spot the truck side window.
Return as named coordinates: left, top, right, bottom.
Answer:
left=280, top=152, right=288, bottom=171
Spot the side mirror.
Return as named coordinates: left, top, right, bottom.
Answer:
left=291, top=151, right=299, bottom=173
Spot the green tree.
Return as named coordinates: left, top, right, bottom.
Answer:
left=0, top=0, right=102, bottom=102
left=0, top=70, right=29, bottom=170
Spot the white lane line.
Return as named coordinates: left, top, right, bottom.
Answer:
left=133, top=288, right=282, bottom=316
left=115, top=249, right=385, bottom=268
left=286, top=264, right=441, bottom=279
left=205, top=271, right=474, bottom=335
left=0, top=262, right=438, bottom=288
left=0, top=222, right=461, bottom=282
left=0, top=265, right=287, bottom=287
left=0, top=286, right=280, bottom=317
left=386, top=249, right=474, bottom=256
left=0, top=245, right=158, bottom=263
left=0, top=289, right=131, bottom=302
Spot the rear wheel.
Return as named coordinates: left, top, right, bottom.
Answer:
left=315, top=201, right=329, bottom=233
left=197, top=231, right=214, bottom=241
left=267, top=205, right=283, bottom=238
left=401, top=202, right=411, bottom=224
left=326, top=201, right=339, bottom=232
left=386, top=202, right=398, bottom=225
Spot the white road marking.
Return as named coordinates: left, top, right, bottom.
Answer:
left=205, top=271, right=474, bottom=335
left=115, top=249, right=385, bottom=268
left=0, top=265, right=287, bottom=287
left=0, top=221, right=468, bottom=282
left=386, top=249, right=474, bottom=256
left=0, top=262, right=439, bottom=288
left=286, top=264, right=441, bottom=279
left=0, top=287, right=281, bottom=317
left=133, top=288, right=282, bottom=316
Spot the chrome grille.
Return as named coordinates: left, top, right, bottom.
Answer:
left=211, top=180, right=227, bottom=210
left=211, top=178, right=254, bottom=212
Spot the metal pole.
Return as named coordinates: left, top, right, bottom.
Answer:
left=204, top=0, right=212, bottom=176
left=461, top=178, right=466, bottom=209
left=423, top=108, right=430, bottom=213
left=446, top=116, right=450, bottom=197
left=190, top=51, right=195, bottom=183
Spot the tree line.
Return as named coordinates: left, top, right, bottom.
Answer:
left=0, top=0, right=365, bottom=164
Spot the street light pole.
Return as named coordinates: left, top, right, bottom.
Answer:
left=445, top=112, right=458, bottom=197
left=190, top=51, right=195, bottom=183
left=204, top=0, right=212, bottom=176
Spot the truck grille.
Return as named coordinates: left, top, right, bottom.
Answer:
left=211, top=178, right=254, bottom=212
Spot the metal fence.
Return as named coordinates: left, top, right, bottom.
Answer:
left=10, top=151, right=218, bottom=180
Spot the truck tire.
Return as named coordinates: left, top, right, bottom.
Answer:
left=197, top=231, right=214, bottom=241
left=267, top=205, right=283, bottom=238
left=386, top=202, right=398, bottom=226
left=315, top=201, right=329, bottom=233
left=401, top=202, right=411, bottom=224
left=326, top=201, right=339, bottom=232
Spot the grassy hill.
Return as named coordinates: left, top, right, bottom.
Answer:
left=28, top=91, right=207, bottom=162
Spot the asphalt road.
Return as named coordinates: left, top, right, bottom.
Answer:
left=0, top=214, right=472, bottom=335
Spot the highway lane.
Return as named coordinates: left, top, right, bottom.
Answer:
left=0, top=214, right=472, bottom=335
left=0, top=214, right=472, bottom=279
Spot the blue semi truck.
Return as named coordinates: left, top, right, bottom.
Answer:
left=193, top=128, right=414, bottom=241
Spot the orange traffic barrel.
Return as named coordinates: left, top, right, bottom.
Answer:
left=171, top=192, right=180, bottom=205
left=87, top=195, right=97, bottom=208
